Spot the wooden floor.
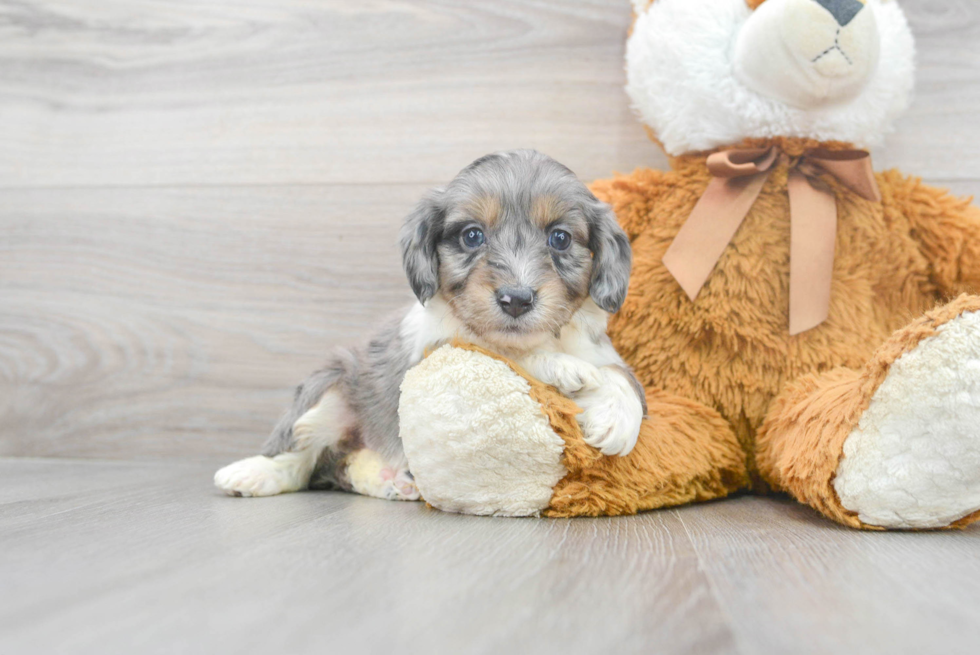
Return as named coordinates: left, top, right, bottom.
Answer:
left=3, top=458, right=980, bottom=655
left=4, top=1, right=980, bottom=653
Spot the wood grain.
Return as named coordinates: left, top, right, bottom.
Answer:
left=0, top=185, right=422, bottom=459
left=875, top=0, right=980, bottom=178
left=0, top=0, right=662, bottom=188
left=676, top=497, right=980, bottom=655
left=2, top=459, right=978, bottom=655
left=0, top=459, right=737, bottom=655
left=2, top=0, right=980, bottom=460
left=0, top=0, right=977, bottom=188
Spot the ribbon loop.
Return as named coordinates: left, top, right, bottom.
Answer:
left=706, top=147, right=779, bottom=178
left=662, top=146, right=881, bottom=334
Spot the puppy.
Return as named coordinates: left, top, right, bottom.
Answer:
left=215, top=150, right=646, bottom=500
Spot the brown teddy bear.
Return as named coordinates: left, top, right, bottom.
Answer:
left=587, top=0, right=980, bottom=529
left=399, top=0, right=980, bottom=529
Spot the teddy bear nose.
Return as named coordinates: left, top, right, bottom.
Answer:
left=814, top=0, right=864, bottom=27
left=496, top=286, right=535, bottom=318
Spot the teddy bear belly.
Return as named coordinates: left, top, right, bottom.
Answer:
left=609, top=212, right=937, bottom=471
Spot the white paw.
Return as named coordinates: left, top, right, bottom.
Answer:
left=573, top=368, right=644, bottom=457
left=520, top=353, right=603, bottom=396
left=214, top=455, right=295, bottom=497
left=834, top=310, right=980, bottom=529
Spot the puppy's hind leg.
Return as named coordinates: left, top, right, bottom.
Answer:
left=215, top=386, right=352, bottom=498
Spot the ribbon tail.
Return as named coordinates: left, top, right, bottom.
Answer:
left=787, top=171, right=838, bottom=335
left=663, top=171, right=770, bottom=301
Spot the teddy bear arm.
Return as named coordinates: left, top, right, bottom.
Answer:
left=545, top=388, right=750, bottom=517
left=886, top=172, right=980, bottom=297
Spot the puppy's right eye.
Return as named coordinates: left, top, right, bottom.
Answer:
left=462, top=227, right=485, bottom=249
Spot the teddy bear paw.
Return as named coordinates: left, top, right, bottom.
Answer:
left=834, top=310, right=980, bottom=529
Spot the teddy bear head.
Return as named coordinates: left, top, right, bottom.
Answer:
left=627, top=0, right=915, bottom=155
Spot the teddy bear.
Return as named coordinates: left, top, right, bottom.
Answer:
left=399, top=0, right=980, bottom=529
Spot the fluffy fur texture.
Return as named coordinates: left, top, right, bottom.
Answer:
left=592, top=137, right=980, bottom=528
left=394, top=0, right=980, bottom=526
left=215, top=150, right=644, bottom=501
left=834, top=309, right=980, bottom=529
left=221, top=0, right=980, bottom=529
left=400, top=344, right=568, bottom=516
left=626, top=0, right=915, bottom=154
left=756, top=296, right=980, bottom=529
left=546, top=386, right=748, bottom=518
left=400, top=341, right=748, bottom=518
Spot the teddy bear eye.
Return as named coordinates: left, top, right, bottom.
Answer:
left=548, top=229, right=572, bottom=251
left=461, top=227, right=485, bottom=249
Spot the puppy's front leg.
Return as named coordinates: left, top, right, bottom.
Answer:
left=519, top=352, right=605, bottom=396
left=574, top=366, right=645, bottom=457
left=518, top=354, right=643, bottom=456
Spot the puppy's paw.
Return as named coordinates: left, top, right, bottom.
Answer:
left=389, top=469, right=421, bottom=502
left=214, top=455, right=292, bottom=497
left=520, top=353, right=603, bottom=396
left=347, top=449, right=420, bottom=502
left=574, top=369, right=644, bottom=457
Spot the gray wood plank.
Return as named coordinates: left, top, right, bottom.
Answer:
left=3, top=459, right=979, bottom=655
left=0, top=185, right=423, bottom=459
left=0, top=458, right=735, bottom=655
left=875, top=0, right=980, bottom=179
left=1, top=0, right=978, bottom=188
left=676, top=497, right=980, bottom=655
left=0, top=0, right=662, bottom=188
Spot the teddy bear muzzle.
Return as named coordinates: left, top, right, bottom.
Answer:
left=734, top=0, right=881, bottom=109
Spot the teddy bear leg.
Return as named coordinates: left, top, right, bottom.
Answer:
left=757, top=295, right=980, bottom=530
left=544, top=389, right=750, bottom=517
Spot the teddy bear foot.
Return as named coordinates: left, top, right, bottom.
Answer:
left=834, top=310, right=980, bottom=529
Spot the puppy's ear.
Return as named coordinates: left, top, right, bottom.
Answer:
left=586, top=198, right=632, bottom=314
left=400, top=189, right=446, bottom=304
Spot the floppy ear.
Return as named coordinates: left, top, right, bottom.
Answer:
left=586, top=198, right=632, bottom=314
left=400, top=189, right=447, bottom=304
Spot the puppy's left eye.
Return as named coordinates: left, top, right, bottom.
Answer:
left=548, top=229, right=571, bottom=251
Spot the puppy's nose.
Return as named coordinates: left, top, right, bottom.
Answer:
left=496, top=286, right=535, bottom=318
left=814, top=0, right=863, bottom=27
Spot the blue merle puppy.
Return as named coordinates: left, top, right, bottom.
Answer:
left=215, top=150, right=645, bottom=500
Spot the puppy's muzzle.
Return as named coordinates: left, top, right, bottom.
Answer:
left=496, top=286, right=535, bottom=318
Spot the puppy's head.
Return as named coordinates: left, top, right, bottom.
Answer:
left=401, top=150, right=631, bottom=350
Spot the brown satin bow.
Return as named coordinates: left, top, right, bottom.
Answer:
left=661, top=147, right=882, bottom=335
